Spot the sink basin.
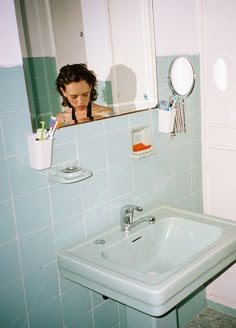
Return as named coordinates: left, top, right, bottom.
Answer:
left=102, top=216, right=223, bottom=275
left=57, top=206, right=236, bottom=317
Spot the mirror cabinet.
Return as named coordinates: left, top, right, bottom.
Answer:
left=14, top=0, right=158, bottom=131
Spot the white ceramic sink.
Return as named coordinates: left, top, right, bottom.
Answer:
left=102, top=216, right=223, bottom=275
left=57, top=206, right=236, bottom=316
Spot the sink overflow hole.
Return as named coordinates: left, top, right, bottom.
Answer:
left=132, top=236, right=142, bottom=243
left=94, top=239, right=106, bottom=246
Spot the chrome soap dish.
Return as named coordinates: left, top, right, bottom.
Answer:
left=47, top=161, right=93, bottom=184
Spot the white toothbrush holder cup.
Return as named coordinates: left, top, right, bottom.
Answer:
left=158, top=108, right=176, bottom=133
left=27, top=134, right=53, bottom=170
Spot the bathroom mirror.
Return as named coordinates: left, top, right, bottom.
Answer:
left=168, top=57, right=195, bottom=98
left=14, top=0, right=158, bottom=131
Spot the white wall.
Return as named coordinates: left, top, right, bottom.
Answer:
left=0, top=0, right=22, bottom=66
left=154, top=0, right=199, bottom=55
left=200, top=0, right=236, bottom=309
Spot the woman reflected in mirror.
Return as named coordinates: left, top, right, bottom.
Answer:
left=56, top=63, right=112, bottom=124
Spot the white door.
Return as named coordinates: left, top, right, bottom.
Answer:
left=201, top=0, right=236, bottom=309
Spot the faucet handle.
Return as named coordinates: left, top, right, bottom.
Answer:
left=121, top=205, right=143, bottom=213
left=122, top=205, right=143, bottom=223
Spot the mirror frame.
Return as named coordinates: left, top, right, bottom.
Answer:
left=14, top=0, right=158, bottom=132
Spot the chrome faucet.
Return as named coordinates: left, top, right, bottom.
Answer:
left=120, top=205, right=156, bottom=232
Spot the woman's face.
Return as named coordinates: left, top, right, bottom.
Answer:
left=61, top=80, right=91, bottom=111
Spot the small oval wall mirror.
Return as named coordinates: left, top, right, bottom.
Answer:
left=168, top=56, right=195, bottom=98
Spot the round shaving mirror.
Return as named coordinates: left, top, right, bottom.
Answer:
left=168, top=56, right=195, bottom=98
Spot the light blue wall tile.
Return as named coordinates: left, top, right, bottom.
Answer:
left=152, top=124, right=172, bottom=152
left=24, top=262, right=59, bottom=310
left=191, top=139, right=202, bottom=166
left=1, top=111, right=32, bottom=156
left=61, top=285, right=92, bottom=326
left=154, top=177, right=175, bottom=207
left=0, top=279, right=26, bottom=327
left=133, top=155, right=161, bottom=204
left=104, top=115, right=129, bottom=132
left=171, top=126, right=191, bottom=147
left=50, top=183, right=83, bottom=222
left=51, top=141, right=78, bottom=167
left=106, top=129, right=132, bottom=166
left=14, top=189, right=51, bottom=236
left=192, top=191, right=203, bottom=213
left=175, top=169, right=192, bottom=201
left=158, top=85, right=170, bottom=101
left=81, top=170, right=110, bottom=209
left=156, top=56, right=169, bottom=89
left=109, top=162, right=132, bottom=199
left=171, top=143, right=191, bottom=174
left=53, top=125, right=77, bottom=145
left=0, top=158, right=11, bottom=202
left=76, top=120, right=104, bottom=139
left=188, top=84, right=201, bottom=115
left=175, top=195, right=193, bottom=211
left=92, top=291, right=107, bottom=308
left=129, top=110, right=152, bottom=127
left=191, top=164, right=202, bottom=193
left=72, top=311, right=94, bottom=328
left=0, top=241, right=21, bottom=286
left=119, top=303, right=128, bottom=328
left=54, top=214, right=85, bottom=250
left=189, top=111, right=201, bottom=140
left=8, top=315, right=28, bottom=328
left=158, top=149, right=172, bottom=177
left=0, top=125, right=5, bottom=158
left=0, top=200, right=16, bottom=244
left=28, top=295, right=63, bottom=328
left=93, top=299, right=119, bottom=328
left=8, top=154, right=48, bottom=197
left=19, top=226, right=56, bottom=275
left=132, top=151, right=172, bottom=208
left=0, top=66, right=28, bottom=111
left=59, top=276, right=79, bottom=294
left=78, top=135, right=107, bottom=171
left=84, top=202, right=112, bottom=237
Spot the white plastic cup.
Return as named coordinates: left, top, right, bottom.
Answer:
left=158, top=108, right=176, bottom=133
left=27, top=134, right=53, bottom=170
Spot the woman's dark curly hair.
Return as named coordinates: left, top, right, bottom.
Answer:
left=56, top=63, right=98, bottom=108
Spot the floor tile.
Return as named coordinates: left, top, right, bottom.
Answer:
left=184, top=307, right=236, bottom=328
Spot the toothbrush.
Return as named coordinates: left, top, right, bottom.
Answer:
left=49, top=121, right=62, bottom=139
left=39, top=121, right=45, bottom=141
left=170, top=95, right=178, bottom=109
left=46, top=116, right=56, bottom=138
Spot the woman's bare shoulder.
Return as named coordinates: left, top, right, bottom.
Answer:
left=56, top=108, right=74, bottom=125
left=92, top=103, right=113, bottom=113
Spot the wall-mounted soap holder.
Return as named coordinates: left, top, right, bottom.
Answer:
left=47, top=161, right=93, bottom=184
left=132, top=125, right=156, bottom=159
